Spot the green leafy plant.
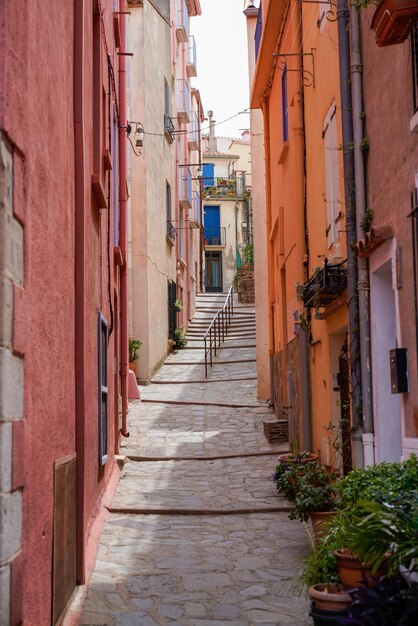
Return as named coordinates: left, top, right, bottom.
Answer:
left=345, top=494, right=418, bottom=578
left=242, top=242, right=254, bottom=266
left=129, top=338, right=142, bottom=362
left=336, top=456, right=418, bottom=509
left=174, top=298, right=183, bottom=311
left=273, top=454, right=319, bottom=502
left=174, top=328, right=187, bottom=348
left=290, top=462, right=339, bottom=522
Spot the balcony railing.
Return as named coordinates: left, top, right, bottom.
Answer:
left=187, top=111, right=199, bottom=151
left=204, top=227, right=226, bottom=246
left=164, top=114, right=175, bottom=143
left=186, top=34, right=197, bottom=77
left=166, top=221, right=176, bottom=247
left=178, top=166, right=192, bottom=209
left=189, top=190, right=200, bottom=228
left=203, top=177, right=247, bottom=199
left=301, top=260, right=347, bottom=309
left=176, top=78, right=190, bottom=123
left=175, top=0, right=189, bottom=43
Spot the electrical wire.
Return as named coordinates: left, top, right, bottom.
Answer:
left=131, top=108, right=251, bottom=138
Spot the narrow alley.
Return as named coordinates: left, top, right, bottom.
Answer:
left=79, top=294, right=311, bottom=625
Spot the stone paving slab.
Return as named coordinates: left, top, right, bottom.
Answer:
left=151, top=361, right=257, bottom=383
left=120, top=403, right=282, bottom=459
left=164, top=347, right=257, bottom=365
left=79, top=513, right=311, bottom=626
left=138, top=380, right=266, bottom=406
left=111, top=457, right=291, bottom=513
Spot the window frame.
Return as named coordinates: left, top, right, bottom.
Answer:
left=98, top=312, right=108, bottom=466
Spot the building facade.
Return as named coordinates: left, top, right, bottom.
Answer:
left=202, top=120, right=252, bottom=293
left=247, top=0, right=418, bottom=467
left=0, top=1, right=128, bottom=623
left=128, top=0, right=203, bottom=382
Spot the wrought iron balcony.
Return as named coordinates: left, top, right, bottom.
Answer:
left=187, top=111, right=199, bottom=151
left=203, top=177, right=247, bottom=199
left=176, top=79, right=190, bottom=124
left=178, top=166, right=192, bottom=209
left=186, top=35, right=197, bottom=77
left=302, top=260, right=347, bottom=309
left=166, top=221, right=176, bottom=247
left=189, top=190, right=200, bottom=228
left=175, top=0, right=189, bottom=43
left=204, top=227, right=226, bottom=246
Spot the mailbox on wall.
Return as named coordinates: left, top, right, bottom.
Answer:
left=390, top=348, right=408, bottom=394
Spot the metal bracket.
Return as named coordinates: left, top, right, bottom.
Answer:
left=301, top=0, right=338, bottom=23
left=273, top=49, right=316, bottom=88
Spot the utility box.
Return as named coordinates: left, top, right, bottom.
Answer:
left=390, top=348, right=408, bottom=394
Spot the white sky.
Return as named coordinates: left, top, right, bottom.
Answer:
left=191, top=0, right=251, bottom=140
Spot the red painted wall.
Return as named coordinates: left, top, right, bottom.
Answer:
left=0, top=1, right=125, bottom=623
left=360, top=9, right=418, bottom=438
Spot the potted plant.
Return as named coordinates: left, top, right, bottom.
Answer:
left=174, top=298, right=183, bottom=312
left=129, top=338, right=142, bottom=374
left=174, top=327, right=187, bottom=348
left=309, top=583, right=351, bottom=625
left=277, top=449, right=319, bottom=465
left=290, top=462, right=339, bottom=542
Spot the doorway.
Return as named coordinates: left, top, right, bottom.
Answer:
left=205, top=251, right=223, bottom=292
left=371, top=258, right=402, bottom=462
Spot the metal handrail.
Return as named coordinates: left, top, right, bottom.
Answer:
left=203, top=285, right=234, bottom=377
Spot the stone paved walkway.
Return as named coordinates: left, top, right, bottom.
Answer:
left=79, top=295, right=311, bottom=625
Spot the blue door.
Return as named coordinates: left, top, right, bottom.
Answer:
left=204, top=205, right=220, bottom=245
left=202, top=163, right=214, bottom=188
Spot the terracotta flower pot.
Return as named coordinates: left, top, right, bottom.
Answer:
left=277, top=452, right=319, bottom=464
left=308, top=583, right=352, bottom=611
left=371, top=0, right=418, bottom=47
left=129, top=361, right=137, bottom=375
left=333, top=548, right=387, bottom=589
left=309, top=510, right=337, bottom=544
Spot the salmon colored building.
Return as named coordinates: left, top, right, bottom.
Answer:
left=0, top=1, right=130, bottom=623
left=249, top=0, right=350, bottom=469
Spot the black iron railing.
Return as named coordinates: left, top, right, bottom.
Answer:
left=203, top=285, right=234, bottom=377
left=204, top=227, right=226, bottom=246
left=302, top=260, right=347, bottom=308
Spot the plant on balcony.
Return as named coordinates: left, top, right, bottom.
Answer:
left=302, top=260, right=347, bottom=315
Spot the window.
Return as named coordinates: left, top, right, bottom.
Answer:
left=166, top=181, right=172, bottom=225
left=98, top=313, right=108, bottom=465
left=412, top=24, right=418, bottom=112
left=255, top=4, right=262, bottom=61
left=167, top=280, right=177, bottom=340
left=323, top=102, right=341, bottom=247
left=282, top=65, right=288, bottom=143
left=113, top=108, right=119, bottom=246
left=164, top=79, right=175, bottom=142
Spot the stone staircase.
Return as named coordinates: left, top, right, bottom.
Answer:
left=184, top=292, right=256, bottom=349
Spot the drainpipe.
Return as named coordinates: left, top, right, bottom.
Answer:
left=298, top=0, right=312, bottom=452
left=74, top=0, right=86, bottom=582
left=350, top=7, right=374, bottom=466
left=119, top=6, right=129, bottom=438
left=337, top=0, right=363, bottom=468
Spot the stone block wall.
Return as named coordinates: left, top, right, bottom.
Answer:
left=0, top=133, right=23, bottom=626
left=237, top=264, right=255, bottom=303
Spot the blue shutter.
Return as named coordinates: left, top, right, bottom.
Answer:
left=202, top=163, right=214, bottom=188
left=204, top=205, right=220, bottom=244
left=282, top=66, right=288, bottom=142
left=255, top=5, right=262, bottom=60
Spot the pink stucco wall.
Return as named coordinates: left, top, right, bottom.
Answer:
left=0, top=1, right=124, bottom=623
left=360, top=9, right=418, bottom=441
